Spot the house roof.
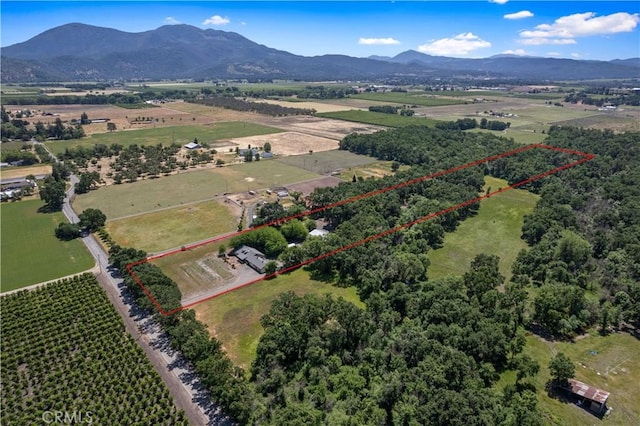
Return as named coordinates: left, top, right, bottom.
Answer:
left=309, top=229, right=329, bottom=237
left=566, top=379, right=610, bottom=404
left=184, top=142, right=200, bottom=149
left=234, top=245, right=267, bottom=272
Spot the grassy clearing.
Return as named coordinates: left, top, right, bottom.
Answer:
left=73, top=161, right=319, bottom=219
left=427, top=176, right=538, bottom=281
left=105, top=199, right=238, bottom=253
left=350, top=92, right=467, bottom=107
left=275, top=149, right=377, bottom=173
left=45, top=122, right=284, bottom=155
left=317, top=110, right=440, bottom=127
left=338, top=160, right=410, bottom=181
left=0, top=200, right=94, bottom=290
left=496, top=332, right=640, bottom=425
left=193, top=268, right=364, bottom=370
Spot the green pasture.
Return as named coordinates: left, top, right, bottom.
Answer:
left=317, top=110, right=440, bottom=127
left=427, top=176, right=538, bottom=281
left=497, top=332, right=640, bottom=425
left=45, top=122, right=284, bottom=155
left=193, top=268, right=364, bottom=370
left=0, top=200, right=94, bottom=290
left=275, top=149, right=377, bottom=173
left=350, top=92, right=467, bottom=107
left=105, top=199, right=238, bottom=253
left=73, top=161, right=319, bottom=220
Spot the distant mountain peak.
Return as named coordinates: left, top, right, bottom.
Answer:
left=1, top=23, right=639, bottom=82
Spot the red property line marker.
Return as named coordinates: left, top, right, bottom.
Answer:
left=125, top=144, right=595, bottom=316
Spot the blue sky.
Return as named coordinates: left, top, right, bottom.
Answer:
left=1, top=1, right=639, bottom=60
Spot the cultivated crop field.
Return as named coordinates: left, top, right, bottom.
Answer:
left=73, top=160, right=319, bottom=219
left=1, top=200, right=94, bottom=291
left=0, top=274, right=188, bottom=425
left=105, top=199, right=239, bottom=253
left=351, top=92, right=468, bottom=107
left=45, top=122, right=284, bottom=155
left=317, top=110, right=440, bottom=127
left=427, top=176, right=539, bottom=280
left=193, top=268, right=364, bottom=369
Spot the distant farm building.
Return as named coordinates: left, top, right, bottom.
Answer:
left=234, top=245, right=267, bottom=273
left=184, top=142, right=201, bottom=149
left=261, top=152, right=274, bottom=159
left=562, top=379, right=610, bottom=416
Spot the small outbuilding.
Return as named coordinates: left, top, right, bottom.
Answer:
left=309, top=229, right=329, bottom=238
left=184, top=142, right=201, bottom=150
left=234, top=245, right=267, bottom=273
left=563, top=378, right=610, bottom=416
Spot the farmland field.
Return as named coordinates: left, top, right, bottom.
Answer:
left=350, top=92, right=468, bottom=107
left=73, top=160, right=319, bottom=219
left=0, top=200, right=94, bottom=291
left=275, top=149, right=377, bottom=174
left=105, top=199, right=239, bottom=253
left=317, top=110, right=440, bottom=127
left=0, top=164, right=52, bottom=180
left=427, top=176, right=539, bottom=281
left=193, top=268, right=364, bottom=369
left=0, top=274, right=188, bottom=425
left=45, top=122, right=284, bottom=155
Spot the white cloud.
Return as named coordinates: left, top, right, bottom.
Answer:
left=358, top=37, right=401, bottom=45
left=546, top=52, right=561, bottom=57
left=520, top=38, right=577, bottom=46
left=571, top=53, right=582, bottom=58
left=518, top=12, right=640, bottom=45
left=502, top=49, right=528, bottom=56
left=164, top=17, right=181, bottom=25
left=417, top=33, right=491, bottom=56
left=202, top=15, right=230, bottom=26
left=489, top=0, right=509, bottom=4
left=504, top=11, right=534, bottom=20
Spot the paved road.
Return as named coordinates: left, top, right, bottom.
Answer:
left=42, top=140, right=230, bottom=425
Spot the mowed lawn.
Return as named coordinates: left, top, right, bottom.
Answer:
left=427, top=176, right=538, bottom=280
left=193, top=268, right=364, bottom=370
left=45, top=122, right=284, bottom=155
left=105, top=199, right=237, bottom=253
left=497, top=332, right=640, bottom=425
left=0, top=200, right=94, bottom=291
left=73, top=160, right=319, bottom=220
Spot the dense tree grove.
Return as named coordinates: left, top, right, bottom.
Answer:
left=512, top=126, right=640, bottom=336
left=1, top=106, right=85, bottom=141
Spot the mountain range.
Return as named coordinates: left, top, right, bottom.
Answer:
left=1, top=23, right=639, bottom=82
